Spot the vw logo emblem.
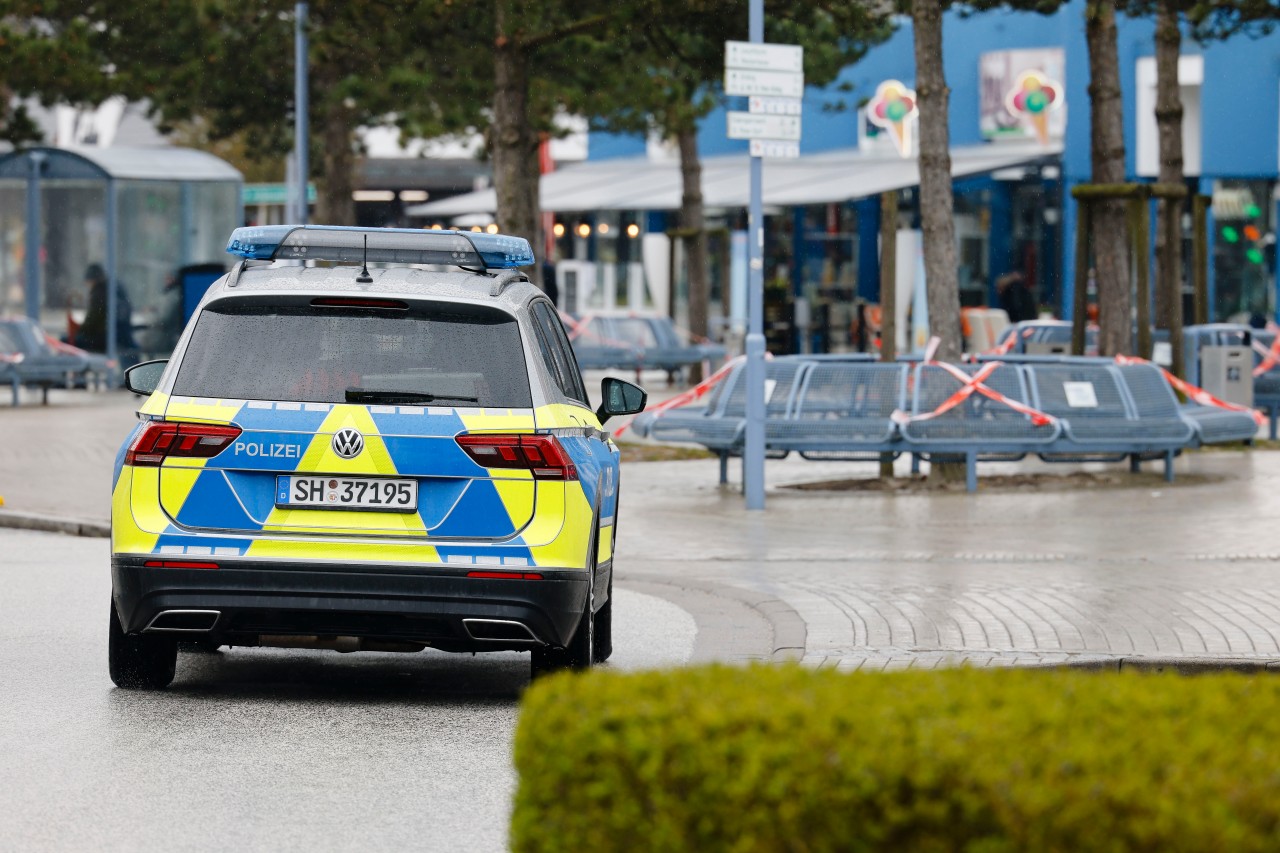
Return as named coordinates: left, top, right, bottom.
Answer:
left=332, top=428, right=364, bottom=459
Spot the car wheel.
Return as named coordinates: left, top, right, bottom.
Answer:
left=593, top=572, right=613, bottom=664
left=531, top=565, right=595, bottom=679
left=108, top=601, right=177, bottom=690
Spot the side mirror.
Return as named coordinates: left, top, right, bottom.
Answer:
left=596, top=377, right=647, bottom=424
left=124, top=359, right=168, bottom=396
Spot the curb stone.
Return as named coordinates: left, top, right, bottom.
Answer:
left=0, top=510, right=109, bottom=538
left=622, top=575, right=806, bottom=662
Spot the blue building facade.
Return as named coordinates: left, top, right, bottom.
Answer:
left=585, top=0, right=1280, bottom=339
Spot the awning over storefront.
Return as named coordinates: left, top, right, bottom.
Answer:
left=408, top=140, right=1063, bottom=217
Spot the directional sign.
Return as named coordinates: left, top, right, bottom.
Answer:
left=725, top=68, right=804, bottom=99
left=728, top=112, right=801, bottom=142
left=749, top=96, right=802, bottom=116
left=749, top=139, right=800, bottom=159
left=725, top=41, right=803, bottom=73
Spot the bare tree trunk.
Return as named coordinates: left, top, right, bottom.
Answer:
left=913, top=0, right=965, bottom=485
left=912, top=0, right=961, bottom=363
left=879, top=190, right=898, bottom=363
left=677, top=124, right=709, bottom=383
left=1154, top=0, right=1185, bottom=371
left=315, top=102, right=356, bottom=226
left=493, top=1, right=542, bottom=284
left=879, top=190, right=897, bottom=480
left=1085, top=1, right=1130, bottom=356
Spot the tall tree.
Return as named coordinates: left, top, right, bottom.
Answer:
left=1085, top=1, right=1130, bottom=355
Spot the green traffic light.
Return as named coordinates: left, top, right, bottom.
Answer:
left=1247, top=248, right=1264, bottom=265
left=1244, top=204, right=1261, bottom=219
left=1222, top=226, right=1239, bottom=243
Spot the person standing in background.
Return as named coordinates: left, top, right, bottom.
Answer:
left=996, top=271, right=1037, bottom=323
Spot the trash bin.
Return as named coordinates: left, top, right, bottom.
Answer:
left=1201, top=344, right=1254, bottom=407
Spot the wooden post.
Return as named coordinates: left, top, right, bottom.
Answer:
left=1192, top=194, right=1210, bottom=325
left=878, top=190, right=898, bottom=480
left=1072, top=199, right=1092, bottom=356
left=1128, top=196, right=1151, bottom=359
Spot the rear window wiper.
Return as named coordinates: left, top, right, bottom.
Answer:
left=345, top=388, right=480, bottom=405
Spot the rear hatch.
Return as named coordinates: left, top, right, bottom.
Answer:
left=154, top=296, right=538, bottom=541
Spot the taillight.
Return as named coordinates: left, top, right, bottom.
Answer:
left=125, top=421, right=242, bottom=467
left=456, top=434, right=578, bottom=480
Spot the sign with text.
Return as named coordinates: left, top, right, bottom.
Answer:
left=749, top=96, right=802, bottom=116
left=725, top=68, right=804, bottom=99
left=725, top=41, right=803, bottom=73
left=748, top=139, right=800, bottom=159
left=728, top=112, right=802, bottom=142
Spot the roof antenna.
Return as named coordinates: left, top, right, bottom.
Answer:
left=356, top=234, right=373, bottom=283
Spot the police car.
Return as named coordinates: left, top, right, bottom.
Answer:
left=109, top=225, right=646, bottom=689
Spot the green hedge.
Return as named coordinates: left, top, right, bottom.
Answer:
left=512, top=665, right=1280, bottom=852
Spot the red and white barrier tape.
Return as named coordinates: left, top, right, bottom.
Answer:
left=893, top=336, right=1057, bottom=427
left=613, top=355, right=745, bottom=437
left=986, top=326, right=1035, bottom=357
left=1251, top=335, right=1280, bottom=378
left=1115, top=354, right=1266, bottom=426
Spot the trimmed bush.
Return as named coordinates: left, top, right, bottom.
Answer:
left=512, top=665, right=1280, bottom=852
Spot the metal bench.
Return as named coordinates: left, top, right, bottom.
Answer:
left=1029, top=361, right=1192, bottom=480
left=0, top=317, right=110, bottom=405
left=765, top=361, right=907, bottom=461
left=900, top=362, right=1060, bottom=492
left=646, top=358, right=809, bottom=482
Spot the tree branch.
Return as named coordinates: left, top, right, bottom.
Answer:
left=517, top=14, right=610, bottom=51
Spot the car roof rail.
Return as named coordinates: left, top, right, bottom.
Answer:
left=488, top=270, right=529, bottom=298
left=225, top=225, right=535, bottom=273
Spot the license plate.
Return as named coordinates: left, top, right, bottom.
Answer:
left=276, top=476, right=418, bottom=512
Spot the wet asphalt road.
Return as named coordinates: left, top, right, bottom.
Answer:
left=1, top=530, right=696, bottom=853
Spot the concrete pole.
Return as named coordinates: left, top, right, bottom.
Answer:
left=742, top=0, right=766, bottom=510
left=294, top=3, right=309, bottom=225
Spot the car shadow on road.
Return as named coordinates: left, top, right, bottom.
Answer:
left=121, top=647, right=531, bottom=705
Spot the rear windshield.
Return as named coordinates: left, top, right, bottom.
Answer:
left=173, top=301, right=532, bottom=407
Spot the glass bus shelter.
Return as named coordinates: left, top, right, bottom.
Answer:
left=0, top=145, right=243, bottom=366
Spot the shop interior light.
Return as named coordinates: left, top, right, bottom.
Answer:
left=576, top=223, right=591, bottom=238
left=553, top=223, right=566, bottom=238
left=598, top=223, right=610, bottom=235
left=626, top=223, right=640, bottom=238
left=485, top=223, right=499, bottom=234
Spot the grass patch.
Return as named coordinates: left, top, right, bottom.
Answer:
left=617, top=444, right=715, bottom=463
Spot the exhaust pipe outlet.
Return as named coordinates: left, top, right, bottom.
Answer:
left=256, top=635, right=426, bottom=654
left=463, top=619, right=541, bottom=644
left=145, top=610, right=220, bottom=632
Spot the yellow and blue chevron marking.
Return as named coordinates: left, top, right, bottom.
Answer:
left=113, top=394, right=619, bottom=572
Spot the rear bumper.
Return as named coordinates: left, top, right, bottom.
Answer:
left=111, top=556, right=589, bottom=652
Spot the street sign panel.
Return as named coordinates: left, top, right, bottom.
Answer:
left=749, top=139, right=800, bottom=159
left=749, top=96, right=802, bottom=116
left=725, top=40, right=803, bottom=73
left=725, top=68, right=804, bottom=99
left=728, top=112, right=801, bottom=142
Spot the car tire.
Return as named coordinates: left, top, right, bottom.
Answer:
left=108, top=601, right=177, bottom=690
left=531, top=555, right=596, bottom=680
left=593, top=572, right=613, bottom=664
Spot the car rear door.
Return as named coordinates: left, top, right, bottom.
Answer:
left=149, top=298, right=539, bottom=542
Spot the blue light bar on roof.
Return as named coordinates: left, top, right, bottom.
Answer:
left=225, top=225, right=535, bottom=269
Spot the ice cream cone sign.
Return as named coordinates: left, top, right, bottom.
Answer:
left=1005, top=70, right=1062, bottom=145
left=867, top=80, right=917, bottom=159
